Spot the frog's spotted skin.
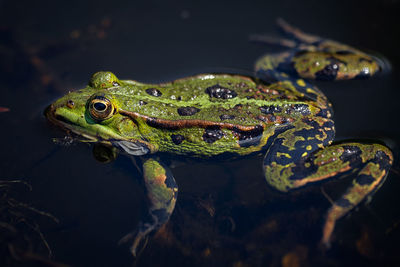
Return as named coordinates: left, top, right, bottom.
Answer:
left=45, top=20, right=393, bottom=255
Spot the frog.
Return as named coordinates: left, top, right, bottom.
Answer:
left=45, top=19, right=393, bottom=255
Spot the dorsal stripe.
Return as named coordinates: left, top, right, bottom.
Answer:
left=119, top=109, right=263, bottom=132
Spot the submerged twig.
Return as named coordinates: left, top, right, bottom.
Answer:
left=0, top=179, right=59, bottom=265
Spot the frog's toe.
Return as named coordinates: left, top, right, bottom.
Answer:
left=119, top=221, right=155, bottom=257
left=318, top=238, right=331, bottom=252
left=249, top=34, right=297, bottom=48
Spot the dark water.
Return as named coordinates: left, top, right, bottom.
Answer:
left=1, top=0, right=400, bottom=266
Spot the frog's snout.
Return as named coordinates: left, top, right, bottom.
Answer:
left=44, top=104, right=54, bottom=119
left=44, top=103, right=63, bottom=127
left=44, top=103, right=67, bottom=126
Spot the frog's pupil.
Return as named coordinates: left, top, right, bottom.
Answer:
left=94, top=102, right=107, bottom=112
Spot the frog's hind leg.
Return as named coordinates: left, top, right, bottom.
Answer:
left=263, top=119, right=393, bottom=247
left=255, top=52, right=331, bottom=111
left=255, top=19, right=383, bottom=81
left=253, top=25, right=330, bottom=104
left=317, top=143, right=392, bottom=247
left=121, top=157, right=178, bottom=256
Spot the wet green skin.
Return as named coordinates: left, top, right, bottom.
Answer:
left=46, top=20, right=393, bottom=255
left=48, top=73, right=329, bottom=157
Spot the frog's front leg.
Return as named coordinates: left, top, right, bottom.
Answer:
left=263, top=118, right=393, bottom=247
left=122, top=157, right=178, bottom=256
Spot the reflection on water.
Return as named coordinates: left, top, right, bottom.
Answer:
left=1, top=0, right=400, bottom=266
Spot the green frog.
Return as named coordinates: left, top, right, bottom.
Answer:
left=45, top=19, right=393, bottom=255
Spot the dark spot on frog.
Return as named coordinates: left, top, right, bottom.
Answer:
left=260, top=105, right=282, bottom=115
left=220, top=114, right=235, bottom=120
left=257, top=114, right=277, bottom=123
left=374, top=150, right=392, bottom=171
left=335, top=50, right=353, bottom=55
left=139, top=100, right=147, bottom=106
left=315, top=57, right=345, bottom=81
left=177, top=106, right=200, bottom=116
left=234, top=125, right=264, bottom=147
left=355, top=174, right=375, bottom=185
left=205, top=84, right=237, bottom=99
left=146, top=88, right=162, bottom=97
left=291, top=104, right=311, bottom=115
left=276, top=61, right=298, bottom=76
left=203, top=126, right=224, bottom=143
left=315, top=63, right=338, bottom=80
left=354, top=69, right=371, bottom=79
left=286, top=153, right=319, bottom=179
left=339, top=145, right=362, bottom=167
left=289, top=104, right=310, bottom=115
left=234, top=125, right=263, bottom=141
left=162, top=165, right=178, bottom=193
left=177, top=96, right=182, bottom=101
left=171, top=134, right=185, bottom=145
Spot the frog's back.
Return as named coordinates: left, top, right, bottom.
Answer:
left=112, top=74, right=329, bottom=157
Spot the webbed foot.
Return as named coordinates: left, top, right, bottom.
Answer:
left=123, top=157, right=178, bottom=256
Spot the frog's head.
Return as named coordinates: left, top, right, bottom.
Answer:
left=45, top=71, right=156, bottom=155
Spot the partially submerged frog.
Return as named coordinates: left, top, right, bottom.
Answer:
left=45, top=19, right=393, bottom=255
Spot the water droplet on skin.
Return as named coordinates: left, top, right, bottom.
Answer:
left=361, top=67, right=370, bottom=75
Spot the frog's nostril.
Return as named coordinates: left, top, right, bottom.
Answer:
left=67, top=100, right=75, bottom=109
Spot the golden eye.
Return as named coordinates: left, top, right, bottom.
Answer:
left=88, top=96, right=114, bottom=121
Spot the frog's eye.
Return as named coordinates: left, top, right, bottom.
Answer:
left=88, top=96, right=115, bottom=121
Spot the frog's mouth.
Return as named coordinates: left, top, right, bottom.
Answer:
left=44, top=104, right=101, bottom=143
left=45, top=104, right=156, bottom=155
